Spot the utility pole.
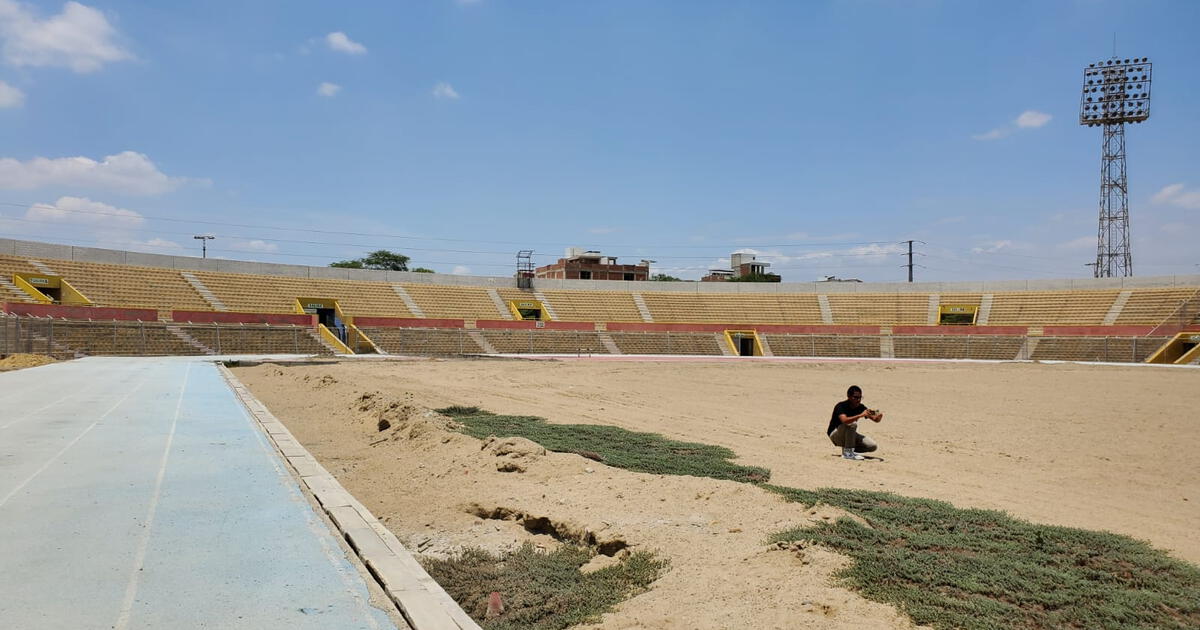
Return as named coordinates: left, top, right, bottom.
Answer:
left=193, top=234, right=215, bottom=258
left=906, top=240, right=914, bottom=282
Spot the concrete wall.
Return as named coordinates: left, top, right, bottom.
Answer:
left=3, top=237, right=1198, bottom=294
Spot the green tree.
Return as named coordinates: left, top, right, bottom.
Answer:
left=411, top=267, right=435, bottom=273
left=650, top=273, right=682, bottom=281
left=361, top=250, right=410, bottom=271
left=329, top=250, right=410, bottom=271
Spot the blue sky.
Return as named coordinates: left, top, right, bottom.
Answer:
left=0, top=0, right=1196, bottom=281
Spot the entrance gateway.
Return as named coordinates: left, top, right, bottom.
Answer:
left=723, top=330, right=763, bottom=356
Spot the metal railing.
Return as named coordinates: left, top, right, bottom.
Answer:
left=0, top=315, right=329, bottom=358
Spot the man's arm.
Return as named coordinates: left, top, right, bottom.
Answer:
left=837, top=409, right=871, bottom=424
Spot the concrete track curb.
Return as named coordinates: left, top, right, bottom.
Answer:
left=218, top=364, right=482, bottom=630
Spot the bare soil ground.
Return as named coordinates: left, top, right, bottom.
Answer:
left=233, top=358, right=1200, bottom=630
left=0, top=353, right=56, bottom=372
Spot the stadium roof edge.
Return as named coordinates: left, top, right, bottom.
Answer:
left=2, top=237, right=1198, bottom=294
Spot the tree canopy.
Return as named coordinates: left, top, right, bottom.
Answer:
left=650, top=273, right=683, bottom=281
left=330, top=250, right=410, bottom=271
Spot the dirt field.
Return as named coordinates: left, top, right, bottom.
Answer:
left=233, top=357, right=1200, bottom=630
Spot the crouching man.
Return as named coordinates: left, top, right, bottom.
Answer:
left=827, top=385, right=883, bottom=461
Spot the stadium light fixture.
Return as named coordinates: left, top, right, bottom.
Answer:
left=193, top=234, right=215, bottom=258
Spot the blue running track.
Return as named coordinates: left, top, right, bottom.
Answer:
left=0, top=356, right=405, bottom=629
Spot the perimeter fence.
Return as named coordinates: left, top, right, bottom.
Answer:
left=0, top=314, right=330, bottom=358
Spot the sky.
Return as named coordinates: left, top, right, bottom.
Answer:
left=0, top=0, right=1197, bottom=282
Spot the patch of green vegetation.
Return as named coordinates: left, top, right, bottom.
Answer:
left=436, top=406, right=770, bottom=483
left=434, top=405, right=1200, bottom=629
left=422, top=543, right=666, bottom=630
left=766, top=486, right=1200, bottom=630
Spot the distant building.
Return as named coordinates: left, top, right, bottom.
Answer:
left=702, top=252, right=780, bottom=282
left=535, top=248, right=649, bottom=281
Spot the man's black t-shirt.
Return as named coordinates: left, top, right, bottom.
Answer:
left=827, top=400, right=866, bottom=436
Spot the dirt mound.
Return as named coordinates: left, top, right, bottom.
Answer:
left=0, top=354, right=57, bottom=372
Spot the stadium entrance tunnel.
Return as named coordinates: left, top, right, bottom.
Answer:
left=1145, top=332, right=1200, bottom=364
left=724, top=330, right=763, bottom=356
left=294, top=297, right=374, bottom=354
left=12, top=274, right=91, bottom=306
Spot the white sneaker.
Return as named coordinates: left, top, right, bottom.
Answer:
left=842, top=448, right=866, bottom=461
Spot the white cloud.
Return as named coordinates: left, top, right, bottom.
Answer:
left=25, top=195, right=143, bottom=227
left=0, top=0, right=133, bottom=73
left=325, top=31, right=366, bottom=55
left=1016, top=110, right=1052, bottom=128
left=970, top=240, right=1014, bottom=254
left=1151, top=183, right=1200, bottom=210
left=452, top=265, right=471, bottom=275
left=0, top=78, right=22, bottom=106
left=233, top=239, right=278, bottom=253
left=973, top=110, right=1052, bottom=141
left=971, top=128, right=1010, bottom=141
left=316, top=81, right=341, bottom=97
left=0, top=151, right=197, bottom=195
left=432, top=82, right=459, bottom=100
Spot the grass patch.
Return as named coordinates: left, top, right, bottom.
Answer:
left=436, top=406, right=770, bottom=483
left=434, top=405, right=1200, bottom=629
left=766, top=486, right=1200, bottom=630
left=421, top=543, right=666, bottom=630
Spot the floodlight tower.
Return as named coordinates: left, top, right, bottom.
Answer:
left=1079, top=56, right=1152, bottom=277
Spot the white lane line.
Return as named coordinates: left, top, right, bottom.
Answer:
left=114, top=362, right=192, bottom=630
left=236, top=385, right=386, bottom=629
left=0, top=367, right=154, bottom=509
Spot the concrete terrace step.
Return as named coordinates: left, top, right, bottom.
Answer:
left=180, top=272, right=228, bottom=312
left=392, top=285, right=426, bottom=318
left=631, top=293, right=653, bottom=322
left=467, top=330, right=498, bottom=354
left=165, top=325, right=214, bottom=354
left=531, top=291, right=557, bottom=320
left=485, top=288, right=511, bottom=320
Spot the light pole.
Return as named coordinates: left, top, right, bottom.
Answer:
left=194, top=235, right=215, bottom=258
left=1079, top=56, right=1152, bottom=277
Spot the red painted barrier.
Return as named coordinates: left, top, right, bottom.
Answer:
left=475, top=319, right=595, bottom=331
left=1041, top=325, right=1156, bottom=336
left=891, top=325, right=1029, bottom=336
left=352, top=317, right=465, bottom=329
left=605, top=322, right=881, bottom=334
left=170, top=310, right=316, bottom=326
left=3, top=302, right=158, bottom=321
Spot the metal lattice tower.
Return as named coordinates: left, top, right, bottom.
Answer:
left=1079, top=56, right=1152, bottom=277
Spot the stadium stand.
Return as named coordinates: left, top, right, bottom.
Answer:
left=358, top=326, right=485, bottom=356
left=4, top=241, right=1199, bottom=362
left=1, top=255, right=209, bottom=314
left=1030, top=336, right=1167, bottom=363
left=608, top=331, right=724, bottom=355
left=986, top=289, right=1119, bottom=326
left=1112, top=288, right=1200, bottom=325
left=825, top=293, right=930, bottom=325
left=892, top=335, right=1026, bottom=360
left=639, top=293, right=823, bottom=324
left=402, top=285, right=503, bottom=320
left=189, top=270, right=414, bottom=317
left=530, top=290, right=644, bottom=322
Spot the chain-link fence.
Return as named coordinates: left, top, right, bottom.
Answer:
left=0, top=315, right=331, bottom=358
left=0, top=314, right=1172, bottom=363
